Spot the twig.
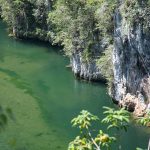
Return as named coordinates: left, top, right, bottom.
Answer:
left=87, top=127, right=101, bottom=150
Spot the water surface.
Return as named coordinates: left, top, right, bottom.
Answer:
left=0, top=22, right=149, bottom=150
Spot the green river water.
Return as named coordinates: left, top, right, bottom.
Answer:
left=0, top=22, right=149, bottom=150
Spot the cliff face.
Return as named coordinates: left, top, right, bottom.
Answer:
left=71, top=51, right=104, bottom=81
left=112, top=5, right=150, bottom=114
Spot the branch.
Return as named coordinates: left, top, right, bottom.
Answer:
left=87, top=127, right=101, bottom=150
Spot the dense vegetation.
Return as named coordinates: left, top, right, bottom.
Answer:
left=0, top=0, right=53, bottom=40
left=1, top=0, right=150, bottom=84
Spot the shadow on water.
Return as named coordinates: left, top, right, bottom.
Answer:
left=14, top=37, right=62, bottom=54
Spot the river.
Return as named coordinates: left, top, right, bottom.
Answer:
left=0, top=22, right=149, bottom=150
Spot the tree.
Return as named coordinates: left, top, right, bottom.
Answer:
left=102, top=107, right=130, bottom=131
left=68, top=107, right=130, bottom=150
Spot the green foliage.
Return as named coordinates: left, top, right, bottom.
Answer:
left=97, top=45, right=113, bottom=85
left=135, top=110, right=150, bottom=150
left=48, top=0, right=117, bottom=59
left=95, top=0, right=117, bottom=37
left=0, top=0, right=35, bottom=35
left=137, top=112, right=150, bottom=127
left=102, top=107, right=130, bottom=131
left=95, top=130, right=116, bottom=149
left=136, top=113, right=150, bottom=150
left=68, top=107, right=130, bottom=150
left=121, top=0, right=150, bottom=31
left=69, top=107, right=150, bottom=150
left=136, top=148, right=147, bottom=150
left=0, top=0, right=52, bottom=39
left=48, top=0, right=74, bottom=54
left=68, top=136, right=92, bottom=150
left=71, top=110, right=99, bottom=129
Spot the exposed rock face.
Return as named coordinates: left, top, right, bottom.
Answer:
left=70, top=35, right=109, bottom=81
left=119, top=93, right=147, bottom=116
left=112, top=7, right=150, bottom=114
left=71, top=52, right=104, bottom=81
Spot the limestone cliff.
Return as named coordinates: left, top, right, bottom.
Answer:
left=71, top=52, right=104, bottom=81
left=111, top=2, right=150, bottom=114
